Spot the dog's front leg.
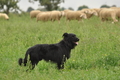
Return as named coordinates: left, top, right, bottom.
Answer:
left=57, top=62, right=64, bottom=69
left=61, top=62, right=64, bottom=69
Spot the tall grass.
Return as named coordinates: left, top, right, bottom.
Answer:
left=0, top=14, right=120, bottom=80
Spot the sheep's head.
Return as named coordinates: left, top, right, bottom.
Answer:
left=80, top=14, right=87, bottom=19
left=4, top=14, right=9, bottom=20
left=92, top=11, right=98, bottom=16
left=87, top=10, right=93, bottom=14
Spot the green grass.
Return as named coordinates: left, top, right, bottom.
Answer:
left=0, top=13, right=120, bottom=80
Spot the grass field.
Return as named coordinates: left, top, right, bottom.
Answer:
left=0, top=13, right=120, bottom=80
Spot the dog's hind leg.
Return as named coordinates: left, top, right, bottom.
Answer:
left=25, top=61, right=38, bottom=71
left=29, top=60, right=39, bottom=70
left=30, top=58, right=42, bottom=70
left=31, top=63, right=36, bottom=70
left=57, top=63, right=61, bottom=69
left=61, top=63, right=64, bottom=69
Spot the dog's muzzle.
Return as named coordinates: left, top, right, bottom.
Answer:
left=74, top=38, right=79, bottom=45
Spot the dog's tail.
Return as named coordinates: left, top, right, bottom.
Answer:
left=18, top=51, right=29, bottom=66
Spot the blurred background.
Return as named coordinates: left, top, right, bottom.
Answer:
left=0, top=0, right=120, bottom=14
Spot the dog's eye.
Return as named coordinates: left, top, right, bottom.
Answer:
left=72, top=35, right=75, bottom=37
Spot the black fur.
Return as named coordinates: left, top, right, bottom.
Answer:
left=18, top=33, right=79, bottom=70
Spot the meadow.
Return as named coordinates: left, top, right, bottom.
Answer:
left=0, top=13, right=120, bottom=80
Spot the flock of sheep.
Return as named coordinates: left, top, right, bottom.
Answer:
left=30, top=7, right=120, bottom=23
left=0, top=7, right=120, bottom=24
left=96, top=7, right=120, bottom=23
left=30, top=9, right=97, bottom=23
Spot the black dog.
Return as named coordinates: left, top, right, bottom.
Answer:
left=18, top=33, right=79, bottom=70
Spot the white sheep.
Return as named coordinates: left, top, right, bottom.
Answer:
left=36, top=12, right=51, bottom=22
left=80, top=9, right=98, bottom=18
left=30, top=10, right=41, bottom=18
left=50, top=11, right=63, bottom=23
left=110, top=7, right=120, bottom=20
left=86, top=9, right=98, bottom=18
left=93, top=8, right=101, bottom=16
left=65, top=11, right=87, bottom=22
left=99, top=8, right=118, bottom=23
left=0, top=13, right=9, bottom=20
left=63, top=9, right=73, bottom=17
left=93, top=8, right=108, bottom=17
left=81, top=8, right=92, bottom=14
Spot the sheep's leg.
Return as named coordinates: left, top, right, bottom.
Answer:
left=55, top=19, right=60, bottom=23
left=112, top=18, right=118, bottom=23
left=52, top=19, right=55, bottom=22
left=58, top=20, right=60, bottom=24
left=78, top=20, right=81, bottom=23
left=57, top=19, right=60, bottom=24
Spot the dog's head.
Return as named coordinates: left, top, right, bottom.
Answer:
left=63, top=33, right=79, bottom=49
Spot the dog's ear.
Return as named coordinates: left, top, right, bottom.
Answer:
left=63, top=33, right=68, bottom=37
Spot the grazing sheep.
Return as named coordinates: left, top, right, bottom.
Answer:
left=75, top=11, right=87, bottom=21
left=86, top=9, right=98, bottom=18
left=99, top=8, right=118, bottom=23
left=0, top=13, right=9, bottom=20
left=93, top=8, right=100, bottom=13
left=36, top=12, right=51, bottom=22
left=81, top=8, right=92, bottom=14
left=115, top=8, right=120, bottom=20
left=93, top=8, right=108, bottom=17
left=80, top=9, right=98, bottom=18
left=63, top=9, right=73, bottom=17
left=61, top=11, right=65, bottom=17
left=50, top=11, right=63, bottom=23
left=65, top=11, right=87, bottom=22
left=110, top=7, right=120, bottom=20
left=30, top=10, right=41, bottom=18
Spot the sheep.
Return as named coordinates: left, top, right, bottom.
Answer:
left=99, top=8, right=118, bottom=23
left=30, top=10, right=41, bottom=18
left=36, top=12, right=51, bottom=22
left=81, top=8, right=92, bottom=14
left=93, top=8, right=100, bottom=13
left=93, top=8, right=108, bottom=17
left=76, top=11, right=87, bottom=22
left=61, top=11, right=65, bottom=17
left=115, top=8, right=120, bottom=20
left=87, top=9, right=98, bottom=18
left=0, top=13, right=9, bottom=20
left=80, top=9, right=98, bottom=18
left=63, top=9, right=73, bottom=17
left=110, top=7, right=120, bottom=20
left=50, top=11, right=63, bottom=23
left=65, top=11, right=87, bottom=22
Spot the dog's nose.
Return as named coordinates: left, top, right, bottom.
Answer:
left=77, top=38, right=79, bottom=41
